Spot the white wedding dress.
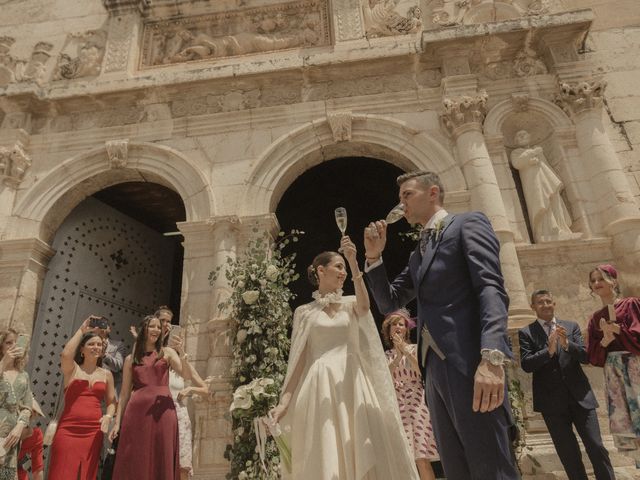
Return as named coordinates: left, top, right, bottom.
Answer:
left=280, top=293, right=419, bottom=480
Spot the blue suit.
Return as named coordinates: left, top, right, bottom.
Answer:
left=519, top=319, right=614, bottom=479
left=367, top=211, right=520, bottom=479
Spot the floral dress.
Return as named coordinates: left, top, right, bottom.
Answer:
left=0, top=371, right=33, bottom=480
left=386, top=346, right=439, bottom=461
left=169, top=370, right=193, bottom=476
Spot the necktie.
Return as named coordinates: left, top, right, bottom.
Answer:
left=544, top=321, right=554, bottom=337
left=420, top=228, right=434, bottom=256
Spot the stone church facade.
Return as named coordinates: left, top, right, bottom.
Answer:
left=1, top=0, right=640, bottom=477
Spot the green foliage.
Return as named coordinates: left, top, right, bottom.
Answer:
left=210, top=229, right=302, bottom=479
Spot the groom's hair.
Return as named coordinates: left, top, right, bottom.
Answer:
left=396, top=171, right=445, bottom=203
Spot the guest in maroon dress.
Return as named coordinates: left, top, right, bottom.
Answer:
left=110, top=315, right=186, bottom=480
left=17, top=426, right=43, bottom=480
left=586, top=264, right=640, bottom=452
left=48, top=318, right=117, bottom=480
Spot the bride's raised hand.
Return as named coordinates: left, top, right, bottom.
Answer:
left=340, top=236, right=357, bottom=264
left=269, top=403, right=287, bottom=424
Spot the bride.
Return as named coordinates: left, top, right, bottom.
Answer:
left=270, top=235, right=419, bottom=479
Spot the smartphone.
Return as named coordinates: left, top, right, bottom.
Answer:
left=89, top=316, right=109, bottom=330
left=15, top=334, right=30, bottom=352
left=169, top=326, right=183, bottom=346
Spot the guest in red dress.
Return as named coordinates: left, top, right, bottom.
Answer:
left=110, top=315, right=186, bottom=480
left=586, top=264, right=640, bottom=452
left=17, top=426, right=43, bottom=480
left=48, top=317, right=117, bottom=480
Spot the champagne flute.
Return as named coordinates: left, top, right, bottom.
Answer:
left=334, top=207, right=347, bottom=237
left=385, top=203, right=405, bottom=224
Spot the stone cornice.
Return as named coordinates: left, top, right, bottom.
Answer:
left=516, top=237, right=612, bottom=267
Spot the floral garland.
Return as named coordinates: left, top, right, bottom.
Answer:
left=210, top=230, right=302, bottom=479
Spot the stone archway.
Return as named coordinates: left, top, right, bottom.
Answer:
left=241, top=113, right=466, bottom=217
left=13, top=141, right=215, bottom=243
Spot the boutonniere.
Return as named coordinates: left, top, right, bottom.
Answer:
left=433, top=219, right=446, bottom=241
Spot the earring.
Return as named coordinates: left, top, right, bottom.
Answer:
left=81, top=353, right=84, bottom=359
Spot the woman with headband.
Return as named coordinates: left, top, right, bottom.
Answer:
left=382, top=309, right=438, bottom=480
left=586, top=264, right=640, bottom=452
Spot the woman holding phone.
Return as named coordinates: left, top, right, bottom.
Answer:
left=0, top=328, right=34, bottom=480
left=48, top=317, right=117, bottom=480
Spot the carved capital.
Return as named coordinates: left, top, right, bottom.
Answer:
left=327, top=111, right=352, bottom=142
left=105, top=139, right=129, bottom=168
left=440, top=91, right=488, bottom=137
left=0, top=143, right=31, bottom=188
left=554, top=80, right=606, bottom=118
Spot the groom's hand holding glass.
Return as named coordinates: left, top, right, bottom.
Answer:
left=364, top=220, right=388, bottom=264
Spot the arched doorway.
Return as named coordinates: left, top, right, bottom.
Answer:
left=275, top=157, right=417, bottom=320
left=28, top=181, right=185, bottom=422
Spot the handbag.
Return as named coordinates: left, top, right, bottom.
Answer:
left=43, top=394, right=64, bottom=446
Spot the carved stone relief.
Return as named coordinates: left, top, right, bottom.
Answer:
left=0, top=143, right=31, bottom=188
left=106, top=139, right=129, bottom=168
left=432, top=0, right=553, bottom=27
left=0, top=37, right=53, bottom=87
left=511, top=93, right=530, bottom=112
left=472, top=32, right=547, bottom=80
left=362, top=0, right=423, bottom=38
left=140, top=0, right=330, bottom=68
left=327, top=111, right=353, bottom=142
left=334, top=0, right=365, bottom=41
left=54, top=30, right=106, bottom=80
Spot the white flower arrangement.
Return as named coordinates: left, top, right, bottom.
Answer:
left=210, top=229, right=302, bottom=480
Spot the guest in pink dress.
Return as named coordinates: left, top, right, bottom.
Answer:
left=382, top=309, right=439, bottom=480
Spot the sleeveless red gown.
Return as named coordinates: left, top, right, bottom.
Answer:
left=112, top=351, right=179, bottom=480
left=48, top=378, right=106, bottom=480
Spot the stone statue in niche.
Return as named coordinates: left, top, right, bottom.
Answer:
left=362, top=0, right=422, bottom=37
left=141, top=1, right=330, bottom=67
left=55, top=31, right=106, bottom=80
left=510, top=130, right=578, bottom=243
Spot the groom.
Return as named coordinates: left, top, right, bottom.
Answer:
left=364, top=171, right=520, bottom=479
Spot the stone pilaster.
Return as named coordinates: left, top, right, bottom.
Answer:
left=101, top=0, right=148, bottom=75
left=332, top=0, right=365, bottom=42
left=441, top=92, right=534, bottom=328
left=0, top=238, right=55, bottom=333
left=555, top=79, right=640, bottom=292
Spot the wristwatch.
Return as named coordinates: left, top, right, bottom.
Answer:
left=481, top=349, right=506, bottom=366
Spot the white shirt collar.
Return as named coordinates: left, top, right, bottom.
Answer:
left=423, top=209, right=449, bottom=230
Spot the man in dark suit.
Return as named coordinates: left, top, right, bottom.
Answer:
left=364, top=171, right=519, bottom=479
left=519, top=289, right=615, bottom=480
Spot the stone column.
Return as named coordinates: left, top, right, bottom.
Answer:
left=556, top=80, right=640, bottom=291
left=441, top=92, right=533, bottom=329
left=0, top=238, right=55, bottom=333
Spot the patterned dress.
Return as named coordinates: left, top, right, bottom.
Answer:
left=169, top=370, right=193, bottom=476
left=386, top=346, right=439, bottom=461
left=0, top=371, right=33, bottom=480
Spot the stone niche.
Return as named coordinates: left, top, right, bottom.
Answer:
left=139, top=0, right=331, bottom=68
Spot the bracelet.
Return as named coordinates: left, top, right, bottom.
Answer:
left=352, top=272, right=364, bottom=281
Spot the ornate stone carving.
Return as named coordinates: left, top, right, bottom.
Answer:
left=0, top=143, right=31, bottom=188
left=440, top=91, right=488, bottom=136
left=327, top=111, right=353, bottom=142
left=102, top=0, right=149, bottom=15
left=510, top=130, right=580, bottom=243
left=54, top=31, right=106, bottom=80
left=432, top=0, right=470, bottom=27
left=475, top=33, right=547, bottom=80
left=104, top=12, right=137, bottom=73
left=106, top=139, right=129, bottom=168
left=362, top=0, right=422, bottom=38
left=335, top=0, right=365, bottom=41
left=0, top=38, right=53, bottom=87
left=511, top=93, right=530, bottom=112
left=524, top=0, right=550, bottom=16
left=140, top=0, right=330, bottom=68
left=555, top=80, right=607, bottom=117
left=513, top=46, right=547, bottom=78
